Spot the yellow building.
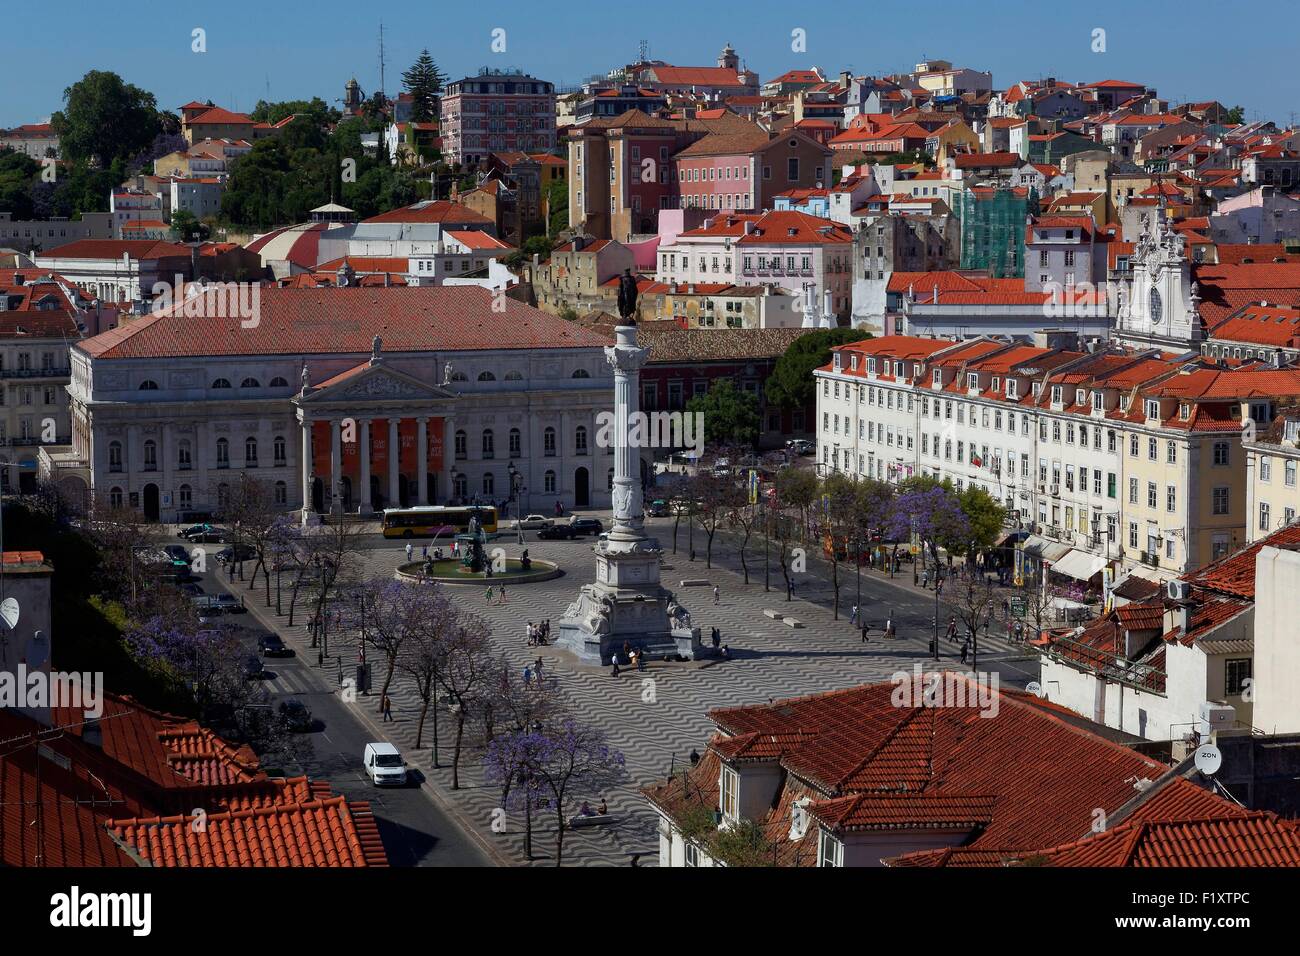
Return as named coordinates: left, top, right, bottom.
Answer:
left=1244, top=408, right=1300, bottom=542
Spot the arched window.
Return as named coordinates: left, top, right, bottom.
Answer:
left=454, top=429, right=467, bottom=460
left=572, top=369, right=590, bottom=379
left=483, top=472, right=495, bottom=495
left=482, top=429, right=494, bottom=459
left=142, top=439, right=157, bottom=471
left=273, top=435, right=286, bottom=465
left=544, top=469, right=557, bottom=494
left=543, top=426, right=556, bottom=457
left=575, top=425, right=588, bottom=455
left=216, top=438, right=230, bottom=468
left=504, top=370, right=524, bottom=381
left=178, top=483, right=192, bottom=508
left=108, top=441, right=123, bottom=472
left=109, top=486, right=123, bottom=508
left=450, top=371, right=469, bottom=383
left=245, top=437, right=258, bottom=466
left=270, top=376, right=289, bottom=387
left=477, top=371, right=496, bottom=382
left=211, top=378, right=231, bottom=389
left=274, top=480, right=287, bottom=505
left=240, top=377, right=260, bottom=388
left=139, top=380, right=159, bottom=390
left=509, top=427, right=521, bottom=457
left=453, top=473, right=468, bottom=498
left=177, top=439, right=192, bottom=470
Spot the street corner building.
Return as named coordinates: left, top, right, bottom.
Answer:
left=45, top=285, right=622, bottom=523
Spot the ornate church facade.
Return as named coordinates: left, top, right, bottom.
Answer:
left=1113, top=204, right=1205, bottom=352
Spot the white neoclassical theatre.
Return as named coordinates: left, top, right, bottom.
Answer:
left=50, top=286, right=618, bottom=522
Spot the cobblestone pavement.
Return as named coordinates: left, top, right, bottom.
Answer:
left=243, top=514, right=1041, bottom=867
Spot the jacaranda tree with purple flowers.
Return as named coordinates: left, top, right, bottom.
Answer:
left=887, top=477, right=971, bottom=569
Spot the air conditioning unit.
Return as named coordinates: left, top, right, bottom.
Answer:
left=1167, top=579, right=1190, bottom=601
left=1197, top=701, right=1235, bottom=737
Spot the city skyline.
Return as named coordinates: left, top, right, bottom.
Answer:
left=3, top=0, right=1296, bottom=128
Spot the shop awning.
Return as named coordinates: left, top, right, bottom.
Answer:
left=1021, top=535, right=1050, bottom=558
left=1051, top=549, right=1107, bottom=582
left=1127, top=564, right=1165, bottom=583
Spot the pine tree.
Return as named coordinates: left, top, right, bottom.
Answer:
left=402, top=50, right=445, bottom=123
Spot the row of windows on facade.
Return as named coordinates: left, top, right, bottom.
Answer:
left=106, top=481, right=290, bottom=510
left=453, top=425, right=606, bottom=459
left=138, top=369, right=594, bottom=391
left=0, top=352, right=61, bottom=371
left=107, top=436, right=288, bottom=472
left=662, top=253, right=848, bottom=274
left=0, top=386, right=59, bottom=407
left=451, top=467, right=617, bottom=499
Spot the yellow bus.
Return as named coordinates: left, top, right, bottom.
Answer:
left=381, top=505, right=499, bottom=539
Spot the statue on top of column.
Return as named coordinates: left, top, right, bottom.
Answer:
left=300, top=364, right=311, bottom=393
left=371, top=334, right=382, bottom=363
left=616, top=268, right=639, bottom=325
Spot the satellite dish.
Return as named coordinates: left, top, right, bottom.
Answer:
left=1025, top=680, right=1044, bottom=697
left=1194, top=744, right=1222, bottom=776
left=0, top=598, right=18, bottom=630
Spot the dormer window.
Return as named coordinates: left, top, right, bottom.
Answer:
left=833, top=352, right=842, bottom=371
left=967, top=372, right=979, bottom=389
left=818, top=829, right=844, bottom=867
left=849, top=355, right=858, bottom=371
left=719, top=765, right=740, bottom=823
left=913, top=363, right=922, bottom=378
left=1032, top=382, right=1042, bottom=397
left=894, top=361, right=904, bottom=377
left=1145, top=399, right=1160, bottom=420
left=991, top=376, right=1001, bottom=392
left=867, top=357, right=877, bottom=374
left=932, top=368, right=942, bottom=386
left=1286, top=420, right=1300, bottom=444
left=1179, top=402, right=1191, bottom=421
left=1006, top=379, right=1018, bottom=399
left=1051, top=385, right=1063, bottom=405
left=1075, top=389, right=1085, bottom=406
left=1092, top=391, right=1103, bottom=411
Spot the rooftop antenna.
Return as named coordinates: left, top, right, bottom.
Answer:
left=637, top=39, right=648, bottom=64
left=378, top=21, right=387, bottom=98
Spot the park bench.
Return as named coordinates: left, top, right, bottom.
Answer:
left=679, top=578, right=711, bottom=587
left=783, top=617, right=804, bottom=628
left=763, top=609, right=783, bottom=619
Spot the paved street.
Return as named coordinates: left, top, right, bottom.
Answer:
left=214, top=511, right=1042, bottom=867
left=195, top=564, right=494, bottom=867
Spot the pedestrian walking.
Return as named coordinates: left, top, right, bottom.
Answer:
left=498, top=585, right=507, bottom=605
left=523, top=666, right=532, bottom=685
left=405, top=542, right=413, bottom=563
left=485, top=585, right=494, bottom=604
left=713, top=585, right=720, bottom=605
left=535, top=658, right=545, bottom=681
left=636, top=650, right=646, bottom=672
left=611, top=653, right=621, bottom=677
left=711, top=626, right=720, bottom=649
left=850, top=604, right=858, bottom=625
left=960, top=640, right=970, bottom=664
left=922, top=569, right=930, bottom=589
left=860, top=621, right=869, bottom=643
left=946, top=617, right=958, bottom=644
left=886, top=616, right=896, bottom=640
left=381, top=695, right=393, bottom=722
left=422, top=545, right=429, bottom=560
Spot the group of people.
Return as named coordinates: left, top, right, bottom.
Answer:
left=527, top=620, right=551, bottom=646
left=522, top=657, right=546, bottom=686
left=485, top=584, right=507, bottom=604
left=577, top=798, right=608, bottom=817
left=610, top=640, right=649, bottom=677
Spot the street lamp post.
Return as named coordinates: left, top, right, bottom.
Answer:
left=763, top=496, right=770, bottom=592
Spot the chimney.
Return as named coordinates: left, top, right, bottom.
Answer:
left=743, top=221, right=754, bottom=235
left=573, top=235, right=585, bottom=252
left=12, top=273, right=23, bottom=286
left=191, top=242, right=201, bottom=282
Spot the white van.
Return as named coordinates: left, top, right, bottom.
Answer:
left=363, top=742, right=407, bottom=787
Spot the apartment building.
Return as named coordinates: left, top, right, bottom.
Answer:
left=815, top=335, right=1300, bottom=579
left=1243, top=406, right=1300, bottom=543
left=439, top=70, right=556, bottom=167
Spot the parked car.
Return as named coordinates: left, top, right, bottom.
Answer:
left=186, top=527, right=229, bottom=544
left=536, top=524, right=579, bottom=540
left=258, top=633, right=288, bottom=656
left=242, top=655, right=265, bottom=680
left=216, top=544, right=256, bottom=564
left=163, top=545, right=192, bottom=568
left=363, top=742, right=407, bottom=786
left=786, top=439, right=815, bottom=456
left=569, top=517, right=604, bottom=535
left=278, top=699, right=313, bottom=733
left=212, top=593, right=245, bottom=614
left=511, top=514, right=554, bottom=530
left=647, top=499, right=669, bottom=517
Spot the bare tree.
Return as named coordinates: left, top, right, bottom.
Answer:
left=350, top=579, right=454, bottom=718
left=434, top=610, right=494, bottom=789
left=224, top=475, right=283, bottom=605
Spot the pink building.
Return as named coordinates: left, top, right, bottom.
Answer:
left=440, top=70, right=556, bottom=167
left=674, top=129, right=831, bottom=213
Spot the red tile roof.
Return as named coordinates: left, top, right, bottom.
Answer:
left=736, top=210, right=852, bottom=245
left=78, top=287, right=613, bottom=360
left=363, top=200, right=493, bottom=226
left=39, top=239, right=191, bottom=260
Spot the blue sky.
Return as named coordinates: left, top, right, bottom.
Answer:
left=3, top=0, right=1295, bottom=128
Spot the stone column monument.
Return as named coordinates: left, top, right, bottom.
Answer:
left=557, top=324, right=706, bottom=665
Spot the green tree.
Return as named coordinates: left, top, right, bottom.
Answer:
left=250, top=97, right=339, bottom=128
left=0, top=150, right=39, bottom=219
left=546, top=178, right=568, bottom=236
left=957, top=484, right=1007, bottom=554
left=402, top=50, right=446, bottom=123
left=170, top=209, right=209, bottom=242
left=1225, top=105, right=1245, bottom=126
left=686, top=380, right=761, bottom=449
left=766, top=328, right=870, bottom=410
left=51, top=70, right=161, bottom=166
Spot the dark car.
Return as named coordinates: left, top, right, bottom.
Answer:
left=180, top=582, right=205, bottom=597
left=536, top=524, right=579, bottom=540
left=178, top=523, right=212, bottom=539
left=212, top=593, right=246, bottom=614
left=242, top=655, right=265, bottom=680
left=216, top=544, right=256, bottom=564
left=258, top=633, right=288, bottom=657
left=163, top=544, right=193, bottom=568
left=278, top=699, right=313, bottom=733
left=186, top=527, right=229, bottom=544
left=568, top=518, right=604, bottom=535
